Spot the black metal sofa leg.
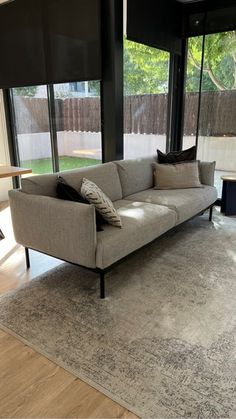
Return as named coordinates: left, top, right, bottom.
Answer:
left=25, top=247, right=30, bottom=269
left=209, top=205, right=213, bottom=222
left=100, top=272, right=105, bottom=299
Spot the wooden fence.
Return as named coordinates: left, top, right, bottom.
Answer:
left=14, top=90, right=236, bottom=136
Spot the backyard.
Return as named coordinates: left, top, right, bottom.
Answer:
left=21, top=156, right=101, bottom=175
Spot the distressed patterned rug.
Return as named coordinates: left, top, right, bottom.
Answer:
left=0, top=211, right=236, bottom=418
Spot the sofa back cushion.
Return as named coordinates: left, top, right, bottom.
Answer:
left=21, top=162, right=123, bottom=201
left=114, top=156, right=156, bottom=197
left=21, top=173, right=58, bottom=197
left=153, top=161, right=202, bottom=190
left=199, top=161, right=216, bottom=186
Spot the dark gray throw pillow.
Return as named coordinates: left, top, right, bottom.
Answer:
left=157, top=146, right=197, bottom=164
left=56, top=176, right=105, bottom=232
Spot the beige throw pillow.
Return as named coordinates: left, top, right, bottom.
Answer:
left=80, top=178, right=122, bottom=228
left=153, top=161, right=202, bottom=190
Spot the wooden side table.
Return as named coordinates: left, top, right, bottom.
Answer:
left=0, top=165, right=32, bottom=239
left=221, top=176, right=236, bottom=216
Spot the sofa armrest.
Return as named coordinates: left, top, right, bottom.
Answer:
left=9, top=190, right=97, bottom=268
left=199, top=161, right=216, bottom=186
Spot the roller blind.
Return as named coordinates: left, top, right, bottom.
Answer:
left=127, top=0, right=183, bottom=55
left=0, top=0, right=102, bottom=89
left=183, top=0, right=236, bottom=37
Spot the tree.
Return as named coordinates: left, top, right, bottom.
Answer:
left=124, top=39, right=169, bottom=95
left=187, top=31, right=236, bottom=92
left=124, top=32, right=236, bottom=95
left=13, top=86, right=38, bottom=97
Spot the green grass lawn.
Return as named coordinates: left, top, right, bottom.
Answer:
left=21, top=156, right=101, bottom=175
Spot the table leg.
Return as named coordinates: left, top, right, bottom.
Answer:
left=221, top=180, right=226, bottom=213
left=225, top=182, right=236, bottom=216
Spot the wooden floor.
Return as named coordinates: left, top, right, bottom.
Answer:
left=0, top=202, right=138, bottom=419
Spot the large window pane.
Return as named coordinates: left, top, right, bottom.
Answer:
left=12, top=85, right=53, bottom=174
left=197, top=32, right=236, bottom=198
left=183, top=36, right=203, bottom=150
left=124, top=39, right=169, bottom=158
left=54, top=81, right=102, bottom=171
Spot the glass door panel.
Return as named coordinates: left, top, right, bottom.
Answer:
left=198, top=32, right=236, bottom=198
left=183, top=36, right=203, bottom=150
left=124, top=39, right=169, bottom=158
left=12, top=85, right=53, bottom=174
left=54, top=81, right=102, bottom=171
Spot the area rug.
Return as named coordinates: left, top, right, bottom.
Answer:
left=0, top=211, right=236, bottom=418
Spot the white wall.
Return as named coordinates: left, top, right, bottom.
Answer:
left=17, top=131, right=236, bottom=171
left=184, top=136, right=236, bottom=171
left=0, top=90, right=11, bottom=202
left=17, top=132, right=167, bottom=162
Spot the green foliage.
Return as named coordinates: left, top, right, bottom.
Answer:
left=88, top=80, right=100, bottom=96
left=13, top=86, right=38, bottom=97
left=187, top=31, right=236, bottom=92
left=124, top=39, right=169, bottom=95
left=124, top=31, right=236, bottom=95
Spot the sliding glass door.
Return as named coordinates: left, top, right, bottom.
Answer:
left=54, top=81, right=101, bottom=171
left=10, top=81, right=102, bottom=174
left=123, top=39, right=170, bottom=158
left=12, top=85, right=53, bottom=174
left=197, top=32, right=236, bottom=198
left=183, top=36, right=203, bottom=150
left=184, top=32, right=236, bottom=198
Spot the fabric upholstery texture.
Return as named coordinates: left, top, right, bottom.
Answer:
left=80, top=178, right=122, bottom=228
left=199, top=161, right=216, bottom=186
left=21, top=172, right=58, bottom=197
left=114, top=156, right=156, bottom=197
left=125, top=186, right=217, bottom=225
left=22, top=162, right=123, bottom=202
left=9, top=190, right=97, bottom=268
left=157, top=146, right=197, bottom=164
left=56, top=176, right=105, bottom=231
left=153, top=161, right=202, bottom=190
left=11, top=158, right=218, bottom=270
left=96, top=200, right=176, bottom=269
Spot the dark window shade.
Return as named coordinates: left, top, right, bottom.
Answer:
left=44, top=0, right=102, bottom=83
left=0, top=0, right=101, bottom=89
left=127, top=0, right=183, bottom=55
left=0, top=0, right=46, bottom=89
left=183, top=2, right=236, bottom=37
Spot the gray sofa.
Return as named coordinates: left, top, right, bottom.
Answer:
left=9, top=156, right=217, bottom=298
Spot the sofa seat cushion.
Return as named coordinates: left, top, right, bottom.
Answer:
left=96, top=200, right=176, bottom=269
left=125, top=186, right=217, bottom=225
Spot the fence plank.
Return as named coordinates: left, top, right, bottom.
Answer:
left=13, top=91, right=236, bottom=136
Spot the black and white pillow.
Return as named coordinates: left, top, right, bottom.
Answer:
left=80, top=178, right=122, bottom=228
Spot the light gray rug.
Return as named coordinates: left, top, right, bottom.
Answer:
left=0, top=211, right=236, bottom=418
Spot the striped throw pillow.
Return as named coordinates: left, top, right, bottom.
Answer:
left=80, top=178, right=122, bottom=228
